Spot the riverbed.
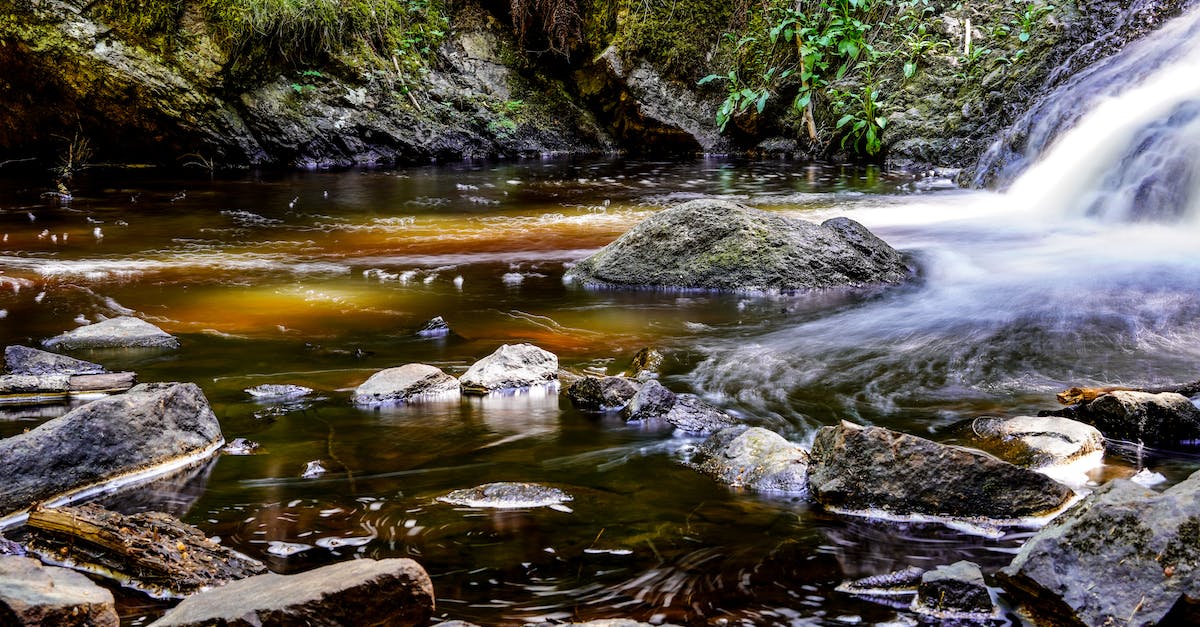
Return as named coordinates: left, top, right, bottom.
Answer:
left=2, top=158, right=1198, bottom=625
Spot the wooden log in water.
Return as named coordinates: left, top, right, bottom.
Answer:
left=1056, top=379, right=1200, bottom=405
left=25, top=504, right=266, bottom=598
left=0, top=372, right=136, bottom=404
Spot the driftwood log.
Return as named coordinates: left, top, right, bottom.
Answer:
left=25, top=504, right=265, bottom=598
left=0, top=372, right=136, bottom=404
left=1057, top=380, right=1200, bottom=405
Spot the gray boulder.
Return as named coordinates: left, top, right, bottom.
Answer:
left=150, top=558, right=434, bottom=627
left=42, top=316, right=179, bottom=350
left=966, top=415, right=1104, bottom=469
left=563, top=200, right=909, bottom=292
left=621, top=380, right=738, bottom=434
left=352, top=364, right=460, bottom=405
left=566, top=376, right=641, bottom=412
left=695, top=425, right=810, bottom=492
left=0, top=556, right=118, bottom=627
left=911, top=561, right=997, bottom=620
left=1000, top=470, right=1200, bottom=626
left=807, top=421, right=1075, bottom=519
left=628, top=347, right=664, bottom=379
left=459, top=344, right=558, bottom=394
left=3, top=345, right=105, bottom=376
left=1072, top=390, right=1200, bottom=446
left=0, top=382, right=223, bottom=521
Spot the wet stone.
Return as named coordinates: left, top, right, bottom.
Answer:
left=911, top=561, right=997, bottom=620
left=566, top=376, right=641, bottom=412
left=352, top=363, right=459, bottom=405
left=416, top=316, right=451, bottom=337
left=1074, top=390, right=1200, bottom=446
left=245, top=384, right=313, bottom=400
left=628, top=347, right=664, bottom=379
left=0, top=556, right=119, bottom=627
left=459, top=344, right=558, bottom=394
left=42, top=316, right=179, bottom=350
left=966, top=415, right=1104, bottom=469
left=438, top=482, right=573, bottom=510
left=695, top=425, right=809, bottom=492
left=3, top=345, right=105, bottom=376
left=622, top=379, right=677, bottom=421
left=836, top=566, right=926, bottom=597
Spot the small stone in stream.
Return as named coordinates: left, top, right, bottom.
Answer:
left=836, top=566, right=925, bottom=597
left=622, top=379, right=677, bottom=421
left=3, top=345, right=105, bottom=376
left=695, top=425, right=809, bottom=492
left=438, top=482, right=573, bottom=511
left=459, top=344, right=558, bottom=394
left=266, top=541, right=312, bottom=557
left=566, top=376, right=641, bottom=412
left=911, top=561, right=997, bottom=620
left=222, top=438, right=259, bottom=455
left=1075, top=390, right=1200, bottom=446
left=301, top=460, right=326, bottom=479
left=149, top=558, right=434, bottom=627
left=245, top=384, right=313, bottom=400
left=664, top=394, right=740, bottom=434
left=352, top=364, right=460, bottom=405
left=966, top=415, right=1104, bottom=469
left=42, top=316, right=179, bottom=350
left=0, top=556, right=119, bottom=627
left=628, top=347, right=664, bottom=379
left=416, top=316, right=451, bottom=337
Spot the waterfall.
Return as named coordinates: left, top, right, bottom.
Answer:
left=974, top=5, right=1200, bottom=223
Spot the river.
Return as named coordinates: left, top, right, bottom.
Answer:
left=0, top=157, right=1198, bottom=625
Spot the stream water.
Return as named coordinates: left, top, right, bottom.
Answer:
left=1, top=155, right=1198, bottom=626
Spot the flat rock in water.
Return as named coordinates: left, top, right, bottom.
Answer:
left=0, top=556, right=119, bottom=627
left=999, top=469, right=1200, bottom=626
left=245, top=384, right=313, bottom=400
left=25, top=504, right=266, bottom=598
left=150, top=558, right=434, bottom=627
left=458, top=344, right=558, bottom=394
left=42, top=316, right=179, bottom=350
left=1071, top=390, right=1200, bottom=446
left=911, top=561, right=997, bottom=620
left=807, top=421, right=1075, bottom=520
left=438, top=482, right=573, bottom=510
left=352, top=363, right=460, bottom=405
left=836, top=566, right=926, bottom=597
left=566, top=376, right=641, bottom=412
left=4, top=345, right=105, bottom=376
left=0, top=382, right=224, bottom=522
left=563, top=199, right=909, bottom=292
left=695, top=426, right=809, bottom=492
left=966, top=415, right=1104, bottom=469
left=416, top=316, right=451, bottom=337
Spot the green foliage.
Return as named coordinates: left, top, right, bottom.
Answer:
left=830, top=84, right=886, bottom=155
left=89, top=0, right=187, bottom=50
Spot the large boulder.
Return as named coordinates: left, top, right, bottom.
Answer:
left=0, top=382, right=223, bottom=521
left=150, top=558, right=435, bottom=627
left=807, top=421, right=1075, bottom=519
left=563, top=200, right=909, bottom=292
left=0, top=556, right=119, bottom=627
left=352, top=364, right=460, bottom=405
left=965, top=415, right=1104, bottom=469
left=3, top=345, right=105, bottom=376
left=458, top=344, right=558, bottom=394
left=999, top=469, right=1200, bottom=626
left=42, top=316, right=179, bottom=350
left=566, top=376, right=641, bottom=412
left=694, top=426, right=810, bottom=492
left=1070, top=390, right=1200, bottom=446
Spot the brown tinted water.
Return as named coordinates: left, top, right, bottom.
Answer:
left=2, top=158, right=1199, bottom=626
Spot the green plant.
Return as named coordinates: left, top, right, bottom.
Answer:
left=899, top=23, right=948, bottom=78
left=1014, top=1, right=1054, bottom=43
left=831, top=84, right=887, bottom=155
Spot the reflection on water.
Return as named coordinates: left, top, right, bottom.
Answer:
left=1, top=158, right=1198, bottom=624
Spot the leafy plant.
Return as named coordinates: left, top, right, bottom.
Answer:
left=831, top=85, right=887, bottom=155
left=899, top=23, right=948, bottom=78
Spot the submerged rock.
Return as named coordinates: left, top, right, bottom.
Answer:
left=0, top=556, right=118, bottom=627
left=437, top=482, right=573, bottom=510
left=0, top=382, right=223, bottom=522
left=1000, top=469, right=1200, bottom=626
left=222, top=438, right=260, bottom=455
left=1069, top=390, right=1200, bottom=446
left=965, top=415, right=1104, bottom=469
left=301, top=461, right=326, bottom=479
left=836, top=566, right=925, bottom=597
left=911, top=561, right=997, bottom=620
left=352, top=364, right=459, bottom=405
left=3, top=345, right=105, bottom=376
left=245, top=384, right=314, bottom=400
left=566, top=376, right=641, bottom=412
left=150, top=558, right=434, bottom=627
left=807, top=421, right=1074, bottom=520
left=694, top=426, right=809, bottom=492
left=563, top=200, right=909, bottom=292
left=42, top=317, right=179, bottom=350
left=459, top=344, right=558, bottom=394
left=416, top=316, right=451, bottom=337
